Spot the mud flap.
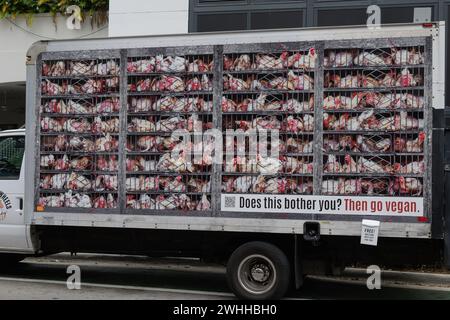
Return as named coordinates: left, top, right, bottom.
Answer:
left=294, top=234, right=304, bottom=289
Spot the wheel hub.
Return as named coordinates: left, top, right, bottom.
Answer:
left=250, top=263, right=270, bottom=282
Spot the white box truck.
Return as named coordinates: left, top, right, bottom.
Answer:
left=0, top=22, right=446, bottom=299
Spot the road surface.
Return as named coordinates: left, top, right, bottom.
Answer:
left=0, top=254, right=449, bottom=300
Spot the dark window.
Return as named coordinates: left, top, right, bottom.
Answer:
left=198, top=0, right=301, bottom=2
left=250, top=10, right=303, bottom=29
left=317, top=8, right=367, bottom=27
left=0, top=136, right=24, bottom=180
left=380, top=6, right=433, bottom=24
left=252, top=0, right=302, bottom=2
left=199, top=0, right=244, bottom=2
left=197, top=13, right=247, bottom=32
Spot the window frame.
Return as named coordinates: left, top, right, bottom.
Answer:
left=190, top=0, right=444, bottom=31
left=189, top=0, right=307, bottom=32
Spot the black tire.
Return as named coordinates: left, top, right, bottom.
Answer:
left=226, top=241, right=290, bottom=300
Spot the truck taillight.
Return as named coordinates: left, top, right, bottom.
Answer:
left=36, top=205, right=44, bottom=212
left=417, top=216, right=428, bottom=222
left=422, top=23, right=434, bottom=28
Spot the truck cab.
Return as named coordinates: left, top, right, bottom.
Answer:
left=0, top=129, right=32, bottom=254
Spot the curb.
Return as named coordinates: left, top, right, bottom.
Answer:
left=343, top=268, right=450, bottom=286
left=28, top=254, right=450, bottom=287
left=26, top=253, right=227, bottom=274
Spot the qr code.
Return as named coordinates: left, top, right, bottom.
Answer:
left=224, top=196, right=236, bottom=208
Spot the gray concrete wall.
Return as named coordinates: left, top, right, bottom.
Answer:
left=0, top=14, right=108, bottom=84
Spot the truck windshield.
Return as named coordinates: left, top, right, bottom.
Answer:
left=0, top=136, right=24, bottom=179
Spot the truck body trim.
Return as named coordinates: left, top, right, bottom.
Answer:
left=30, top=213, right=431, bottom=238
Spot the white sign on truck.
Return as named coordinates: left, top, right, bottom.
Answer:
left=221, top=194, right=423, bottom=216
left=361, top=219, right=381, bottom=246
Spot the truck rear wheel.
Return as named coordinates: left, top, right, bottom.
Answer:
left=226, top=241, right=290, bottom=300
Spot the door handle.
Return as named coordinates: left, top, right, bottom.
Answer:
left=16, top=197, right=23, bottom=216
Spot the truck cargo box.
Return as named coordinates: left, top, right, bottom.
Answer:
left=25, top=23, right=446, bottom=239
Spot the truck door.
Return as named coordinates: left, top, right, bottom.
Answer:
left=0, top=134, right=29, bottom=251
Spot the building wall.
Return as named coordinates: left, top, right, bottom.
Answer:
left=189, top=0, right=444, bottom=32
left=108, top=0, right=189, bottom=37
left=189, top=0, right=450, bottom=105
left=0, top=14, right=108, bottom=84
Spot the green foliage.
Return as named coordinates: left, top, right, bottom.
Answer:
left=0, top=0, right=108, bottom=26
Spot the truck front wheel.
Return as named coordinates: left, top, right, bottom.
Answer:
left=226, top=241, right=290, bottom=300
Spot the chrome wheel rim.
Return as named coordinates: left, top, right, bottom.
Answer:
left=237, top=254, right=276, bottom=295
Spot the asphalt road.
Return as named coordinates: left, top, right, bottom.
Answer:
left=0, top=254, right=449, bottom=300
